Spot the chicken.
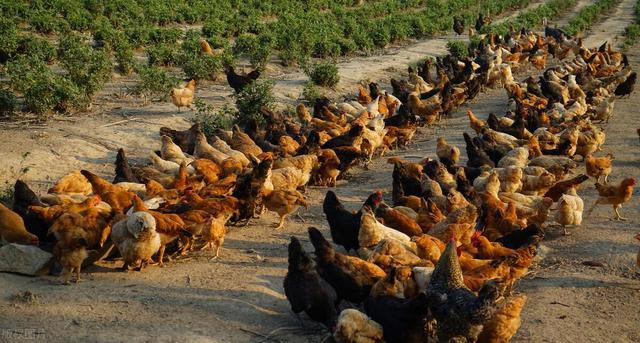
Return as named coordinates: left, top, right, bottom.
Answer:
left=230, top=125, right=263, bottom=158
left=585, top=154, right=613, bottom=184
left=110, top=212, right=161, bottom=271
left=225, top=65, right=260, bottom=93
left=12, top=180, right=48, bottom=241
left=614, top=71, right=636, bottom=97
left=592, top=97, right=615, bottom=123
left=0, top=202, right=39, bottom=245
left=170, top=79, right=196, bottom=111
left=323, top=191, right=383, bottom=252
left=316, top=149, right=341, bottom=187
left=161, top=135, right=193, bottom=165
left=358, top=207, right=412, bottom=255
left=467, top=110, right=486, bottom=134
left=499, top=192, right=553, bottom=225
left=477, top=295, right=527, bottom=343
left=113, top=148, right=139, bottom=184
left=200, top=215, right=227, bottom=259
left=262, top=189, right=308, bottom=229
left=407, top=93, right=440, bottom=125
left=273, top=155, right=318, bottom=186
left=555, top=188, right=584, bottom=235
left=131, top=195, right=188, bottom=266
left=334, top=309, right=384, bottom=343
left=81, top=170, right=134, bottom=214
left=48, top=170, right=93, bottom=195
left=364, top=293, right=429, bottom=343
left=497, top=147, right=529, bottom=168
left=194, top=131, right=230, bottom=164
left=426, top=239, right=503, bottom=342
left=48, top=216, right=89, bottom=284
left=472, top=234, right=517, bottom=260
left=29, top=196, right=104, bottom=224
left=521, top=171, right=556, bottom=196
left=149, top=152, right=182, bottom=175
left=308, top=227, right=386, bottom=303
left=453, top=16, right=465, bottom=35
left=375, top=204, right=422, bottom=237
left=416, top=198, right=446, bottom=234
left=210, top=135, right=251, bottom=167
left=296, top=103, right=312, bottom=124
left=544, top=174, right=589, bottom=202
left=586, top=178, right=636, bottom=221
left=159, top=123, right=201, bottom=155
left=436, top=137, right=461, bottom=166
left=284, top=237, right=338, bottom=329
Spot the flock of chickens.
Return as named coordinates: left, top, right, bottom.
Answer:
left=0, top=23, right=637, bottom=343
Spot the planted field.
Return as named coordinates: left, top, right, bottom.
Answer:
left=0, top=1, right=640, bottom=342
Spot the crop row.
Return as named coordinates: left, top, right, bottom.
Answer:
left=0, top=0, right=538, bottom=118
left=624, top=0, right=640, bottom=45
left=482, top=0, right=579, bottom=36
left=561, top=0, right=621, bottom=37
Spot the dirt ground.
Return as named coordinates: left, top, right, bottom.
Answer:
left=1, top=1, right=640, bottom=342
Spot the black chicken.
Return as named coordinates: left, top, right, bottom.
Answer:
left=615, top=71, right=637, bottom=98
left=113, top=148, right=139, bottom=184
left=453, top=17, right=465, bottom=35
left=475, top=13, right=485, bottom=32
left=322, top=190, right=383, bottom=252
left=225, top=65, right=260, bottom=93
left=159, top=123, right=201, bottom=155
left=495, top=224, right=544, bottom=250
left=308, top=227, right=386, bottom=303
left=284, top=237, right=338, bottom=330
left=321, top=125, right=364, bottom=149
left=364, top=292, right=430, bottom=343
left=463, top=132, right=495, bottom=168
left=12, top=180, right=49, bottom=243
left=426, top=239, right=503, bottom=342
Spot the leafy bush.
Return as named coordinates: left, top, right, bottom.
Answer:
left=16, top=35, right=56, bottom=63
left=131, top=65, right=179, bottom=100
left=0, top=18, right=19, bottom=62
left=181, top=53, right=223, bottom=81
left=447, top=40, right=468, bottom=59
left=302, top=80, right=322, bottom=106
left=0, top=89, right=17, bottom=117
left=58, top=33, right=112, bottom=103
left=112, top=33, right=135, bottom=75
left=0, top=152, right=31, bottom=206
left=233, top=33, right=272, bottom=68
left=234, top=79, right=275, bottom=127
left=305, top=61, right=340, bottom=87
left=6, top=56, right=82, bottom=115
left=192, top=99, right=235, bottom=136
left=147, top=43, right=180, bottom=66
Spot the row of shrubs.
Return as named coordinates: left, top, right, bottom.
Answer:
left=624, top=1, right=640, bottom=46
left=561, top=0, right=620, bottom=37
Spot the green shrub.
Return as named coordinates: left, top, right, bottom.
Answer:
left=0, top=89, right=17, bottom=117
left=29, top=9, right=66, bottom=34
left=112, top=33, right=135, bottom=75
left=302, top=80, right=321, bottom=106
left=0, top=18, right=19, bottom=62
left=147, top=43, right=180, bottom=66
left=305, top=61, right=340, bottom=88
left=192, top=99, right=235, bottom=136
left=181, top=53, right=223, bottom=81
left=58, top=34, right=112, bottom=103
left=234, top=79, right=275, bottom=127
left=131, top=65, right=179, bottom=100
left=447, top=40, right=468, bottom=59
left=233, top=33, right=272, bottom=68
left=202, top=18, right=228, bottom=38
left=16, top=35, right=56, bottom=63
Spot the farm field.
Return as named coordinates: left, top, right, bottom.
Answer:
left=1, top=0, right=640, bottom=342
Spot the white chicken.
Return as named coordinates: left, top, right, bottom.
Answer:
left=554, top=188, right=584, bottom=235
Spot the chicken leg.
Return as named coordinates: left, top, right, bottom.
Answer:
left=275, top=215, right=287, bottom=230
left=613, top=205, right=627, bottom=221
left=74, top=266, right=82, bottom=283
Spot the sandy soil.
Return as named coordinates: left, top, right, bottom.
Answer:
left=1, top=1, right=640, bottom=342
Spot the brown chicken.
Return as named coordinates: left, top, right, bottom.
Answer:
left=262, top=189, right=308, bottom=229
left=375, top=203, right=422, bottom=237
left=477, top=295, right=527, bottom=343
left=416, top=199, right=446, bottom=234
left=48, top=170, right=93, bottom=195
left=170, top=79, right=196, bottom=111
left=29, top=195, right=103, bottom=224
left=230, top=125, right=263, bottom=158
left=472, top=233, right=517, bottom=260
left=80, top=170, right=134, bottom=214
left=585, top=154, right=613, bottom=184
left=48, top=216, right=90, bottom=284
left=586, top=177, right=636, bottom=220
left=200, top=215, right=227, bottom=259
left=0, top=202, right=39, bottom=245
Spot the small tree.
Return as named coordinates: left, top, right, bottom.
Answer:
left=305, top=61, right=340, bottom=88
left=234, top=79, right=275, bottom=127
